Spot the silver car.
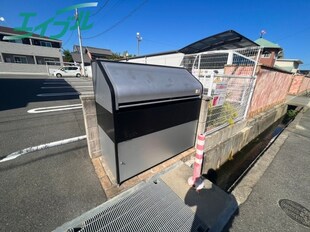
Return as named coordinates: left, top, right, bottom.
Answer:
left=53, top=66, right=81, bottom=77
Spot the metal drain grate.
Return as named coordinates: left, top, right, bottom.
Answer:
left=69, top=181, right=208, bottom=232
left=279, top=199, right=310, bottom=228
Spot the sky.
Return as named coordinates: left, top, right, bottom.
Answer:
left=1, top=0, right=310, bottom=68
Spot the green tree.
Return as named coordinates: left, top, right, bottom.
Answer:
left=122, top=51, right=135, bottom=58
left=109, top=52, right=122, bottom=60
left=63, top=49, right=73, bottom=62
left=106, top=51, right=135, bottom=61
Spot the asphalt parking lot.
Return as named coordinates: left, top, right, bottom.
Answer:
left=0, top=75, right=106, bottom=231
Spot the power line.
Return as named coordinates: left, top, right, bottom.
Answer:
left=62, top=30, right=75, bottom=47
left=61, top=0, right=115, bottom=48
left=91, top=0, right=111, bottom=17
left=83, top=0, right=148, bottom=40
left=92, top=0, right=123, bottom=20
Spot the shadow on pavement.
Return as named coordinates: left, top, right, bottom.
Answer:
left=0, top=78, right=79, bottom=111
left=185, top=169, right=239, bottom=232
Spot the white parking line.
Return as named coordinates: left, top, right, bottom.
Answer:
left=41, top=86, right=73, bottom=89
left=0, top=135, right=87, bottom=163
left=80, top=90, right=94, bottom=95
left=41, top=86, right=92, bottom=89
left=43, top=82, right=70, bottom=85
left=27, top=104, right=82, bottom=113
left=37, top=92, right=80, bottom=97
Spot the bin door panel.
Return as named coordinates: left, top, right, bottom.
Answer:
left=117, top=120, right=197, bottom=183
left=98, top=127, right=117, bottom=180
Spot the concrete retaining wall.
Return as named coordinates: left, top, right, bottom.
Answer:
left=248, top=67, right=292, bottom=118
left=289, top=75, right=310, bottom=95
left=298, top=77, right=310, bottom=94
left=202, top=104, right=287, bottom=173
left=224, top=65, right=255, bottom=76
left=289, top=75, right=304, bottom=95
left=224, top=65, right=310, bottom=117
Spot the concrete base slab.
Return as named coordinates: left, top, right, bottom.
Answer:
left=287, top=95, right=310, bottom=108
left=161, top=164, right=238, bottom=232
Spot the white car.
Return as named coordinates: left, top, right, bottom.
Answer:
left=53, top=66, right=81, bottom=77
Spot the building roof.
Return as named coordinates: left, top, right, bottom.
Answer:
left=298, top=70, right=310, bottom=76
left=71, top=52, right=91, bottom=64
left=86, top=46, right=113, bottom=56
left=276, top=59, right=303, bottom=64
left=255, top=38, right=281, bottom=49
left=179, top=30, right=259, bottom=54
left=124, top=50, right=179, bottom=60
left=0, top=26, right=61, bottom=42
left=73, top=45, right=87, bottom=53
left=73, top=45, right=113, bottom=56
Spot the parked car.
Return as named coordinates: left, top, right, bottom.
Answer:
left=53, top=66, right=81, bottom=77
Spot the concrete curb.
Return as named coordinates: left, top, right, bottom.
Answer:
left=231, top=108, right=305, bottom=205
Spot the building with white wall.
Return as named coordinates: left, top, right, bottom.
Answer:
left=274, top=59, right=303, bottom=73
left=123, top=50, right=185, bottom=67
left=0, top=26, right=63, bottom=75
left=122, top=30, right=259, bottom=70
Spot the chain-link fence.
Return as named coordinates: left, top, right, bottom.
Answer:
left=204, top=74, right=255, bottom=134
left=182, top=47, right=261, bottom=134
left=182, top=46, right=260, bottom=76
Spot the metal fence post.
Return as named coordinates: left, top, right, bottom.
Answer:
left=243, top=48, right=262, bottom=119
left=196, top=94, right=212, bottom=139
left=208, top=72, right=215, bottom=97
left=227, top=51, right=233, bottom=65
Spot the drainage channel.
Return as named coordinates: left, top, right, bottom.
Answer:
left=204, top=105, right=301, bottom=193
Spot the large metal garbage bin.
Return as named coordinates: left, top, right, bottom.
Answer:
left=92, top=60, right=203, bottom=183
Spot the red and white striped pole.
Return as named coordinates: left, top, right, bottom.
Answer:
left=188, top=134, right=205, bottom=187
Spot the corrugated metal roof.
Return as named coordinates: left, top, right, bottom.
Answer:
left=255, top=38, right=281, bottom=49
left=179, top=30, right=258, bottom=54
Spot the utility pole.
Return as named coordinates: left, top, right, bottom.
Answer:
left=136, top=32, right=142, bottom=56
left=260, top=30, right=266, bottom=38
left=75, top=8, right=85, bottom=76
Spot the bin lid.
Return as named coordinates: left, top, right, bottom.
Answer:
left=98, top=61, right=202, bottom=107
